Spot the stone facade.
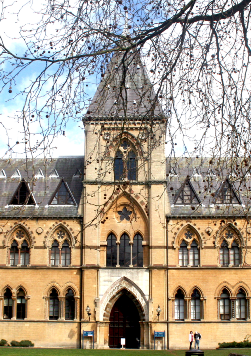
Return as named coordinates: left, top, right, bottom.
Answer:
left=0, top=49, right=250, bottom=350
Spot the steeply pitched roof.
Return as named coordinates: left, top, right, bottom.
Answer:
left=0, top=157, right=84, bottom=218
left=166, top=157, right=249, bottom=217
left=85, top=48, right=165, bottom=120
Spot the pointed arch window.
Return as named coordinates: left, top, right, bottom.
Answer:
left=3, top=288, right=13, bottom=319
left=179, top=241, right=188, bottom=267
left=220, top=239, right=240, bottom=267
left=10, top=240, right=19, bottom=266
left=127, top=151, right=136, bottom=180
left=16, top=288, right=26, bottom=319
left=119, top=233, right=130, bottom=267
left=49, top=288, right=59, bottom=320
left=65, top=288, right=75, bottom=320
left=230, top=241, right=240, bottom=266
left=220, top=240, right=229, bottom=266
left=189, top=240, right=199, bottom=267
left=114, top=139, right=137, bottom=181
left=132, top=233, right=143, bottom=267
left=106, top=234, right=117, bottom=267
left=175, top=289, right=185, bottom=320
left=20, top=240, right=29, bottom=266
left=61, top=241, right=71, bottom=267
left=51, top=240, right=60, bottom=266
left=219, top=289, right=230, bottom=320
left=191, top=289, right=201, bottom=320
left=114, top=151, right=123, bottom=181
left=236, top=289, right=247, bottom=320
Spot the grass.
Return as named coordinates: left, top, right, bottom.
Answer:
left=0, top=349, right=249, bottom=356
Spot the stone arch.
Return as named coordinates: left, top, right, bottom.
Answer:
left=215, top=223, right=244, bottom=248
left=188, top=285, right=205, bottom=299
left=215, top=282, right=233, bottom=298
left=112, top=132, right=143, bottom=158
left=173, top=285, right=187, bottom=298
left=44, top=282, right=61, bottom=297
left=173, top=223, right=204, bottom=249
left=4, top=223, right=35, bottom=248
left=106, top=190, right=148, bottom=225
left=1, top=285, right=13, bottom=297
left=106, top=231, right=119, bottom=242
left=62, top=283, right=80, bottom=298
left=15, top=285, right=28, bottom=297
left=100, top=276, right=148, bottom=322
left=233, top=282, right=250, bottom=297
left=44, top=223, right=75, bottom=249
left=119, top=230, right=131, bottom=242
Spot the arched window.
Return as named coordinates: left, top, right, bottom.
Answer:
left=106, top=234, right=117, bottom=267
left=230, top=241, right=240, bottom=266
left=132, top=233, right=143, bottom=267
left=179, top=241, right=188, bottom=267
left=114, top=150, right=123, bottom=180
left=51, top=241, right=60, bottom=266
left=61, top=241, right=71, bottom=267
left=189, top=240, right=199, bottom=267
left=219, top=289, right=230, bottom=320
left=114, top=139, right=137, bottom=181
left=16, top=288, right=26, bottom=319
left=119, top=234, right=130, bottom=267
left=10, top=240, right=19, bottom=266
left=191, top=289, right=201, bottom=320
left=49, top=288, right=59, bottom=320
left=175, top=289, right=185, bottom=320
left=3, top=288, right=12, bottom=319
left=20, top=240, right=29, bottom=266
left=65, top=288, right=75, bottom=320
left=236, top=289, right=246, bottom=320
left=127, top=151, right=137, bottom=180
left=220, top=240, right=229, bottom=266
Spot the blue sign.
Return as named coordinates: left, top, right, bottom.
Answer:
left=83, top=331, right=94, bottom=337
left=154, top=331, right=165, bottom=337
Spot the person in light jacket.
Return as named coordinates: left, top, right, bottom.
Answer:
left=189, top=331, right=194, bottom=350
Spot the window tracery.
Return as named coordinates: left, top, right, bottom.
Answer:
left=178, top=228, right=200, bottom=267
left=219, top=228, right=241, bottom=267
left=48, top=228, right=72, bottom=267
left=8, top=229, right=30, bottom=267
left=114, top=139, right=137, bottom=181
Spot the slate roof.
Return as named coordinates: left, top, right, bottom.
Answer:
left=84, top=48, right=165, bottom=120
left=0, top=157, right=84, bottom=218
left=166, top=157, right=251, bottom=217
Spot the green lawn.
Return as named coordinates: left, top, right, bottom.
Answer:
left=0, top=349, right=249, bottom=356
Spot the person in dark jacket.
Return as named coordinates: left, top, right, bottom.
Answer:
left=194, top=331, right=201, bottom=349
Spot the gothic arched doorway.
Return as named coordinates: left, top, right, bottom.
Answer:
left=109, top=293, right=140, bottom=349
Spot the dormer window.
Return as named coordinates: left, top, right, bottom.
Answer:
left=10, top=179, right=35, bottom=205
left=114, top=139, right=137, bottom=181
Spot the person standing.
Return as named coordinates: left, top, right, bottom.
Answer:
left=189, top=331, right=194, bottom=350
left=194, top=331, right=201, bottom=349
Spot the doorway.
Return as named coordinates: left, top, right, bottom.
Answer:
left=109, top=293, right=140, bottom=348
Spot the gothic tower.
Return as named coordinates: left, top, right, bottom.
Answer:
left=82, top=47, right=169, bottom=348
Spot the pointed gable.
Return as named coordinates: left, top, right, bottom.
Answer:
left=174, top=177, right=200, bottom=205
left=49, top=169, right=59, bottom=178
left=9, top=179, right=36, bottom=205
left=214, top=178, right=241, bottom=204
left=0, top=169, right=6, bottom=178
left=11, top=169, right=21, bottom=179
left=49, top=179, right=75, bottom=205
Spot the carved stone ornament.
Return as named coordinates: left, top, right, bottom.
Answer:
left=138, top=132, right=147, bottom=140
left=247, top=227, right=251, bottom=234
left=103, top=132, right=110, bottom=141
left=36, top=227, right=43, bottom=234
left=205, top=227, right=213, bottom=236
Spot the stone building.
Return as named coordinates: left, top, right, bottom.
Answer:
left=0, top=48, right=250, bottom=349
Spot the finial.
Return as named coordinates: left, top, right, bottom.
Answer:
left=122, top=10, right=129, bottom=36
